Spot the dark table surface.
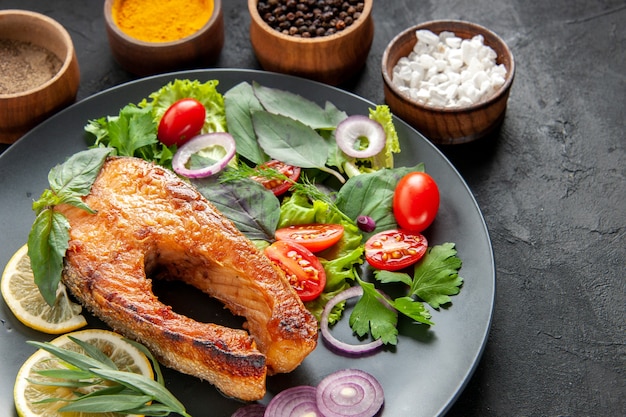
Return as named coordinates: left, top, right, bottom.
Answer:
left=1, top=0, right=624, bottom=416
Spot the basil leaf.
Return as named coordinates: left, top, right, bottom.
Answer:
left=224, top=81, right=268, bottom=165
left=252, top=111, right=329, bottom=169
left=252, top=81, right=334, bottom=130
left=192, top=176, right=280, bottom=241
left=48, top=148, right=111, bottom=201
left=335, top=164, right=424, bottom=236
left=28, top=210, right=69, bottom=306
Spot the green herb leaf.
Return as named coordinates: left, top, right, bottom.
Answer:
left=252, top=81, right=335, bottom=130
left=374, top=269, right=413, bottom=286
left=351, top=279, right=399, bottom=345
left=389, top=296, right=433, bottom=325
left=224, top=81, right=268, bottom=165
left=29, top=148, right=110, bottom=305
left=335, top=164, right=424, bottom=237
left=59, top=394, right=154, bottom=413
left=410, top=243, right=464, bottom=309
left=28, top=210, right=69, bottom=306
left=192, top=174, right=280, bottom=241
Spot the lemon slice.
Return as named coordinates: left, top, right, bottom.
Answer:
left=14, top=329, right=154, bottom=417
left=1, top=244, right=87, bottom=334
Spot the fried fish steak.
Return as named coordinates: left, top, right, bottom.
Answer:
left=55, top=156, right=318, bottom=401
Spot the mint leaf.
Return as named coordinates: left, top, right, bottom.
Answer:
left=410, top=243, right=464, bottom=309
left=351, top=280, right=398, bottom=345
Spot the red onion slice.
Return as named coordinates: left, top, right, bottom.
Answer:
left=231, top=403, right=266, bottom=417
left=264, top=385, right=320, bottom=417
left=335, top=115, right=386, bottom=159
left=320, top=286, right=384, bottom=356
left=172, top=132, right=236, bottom=178
left=315, top=369, right=384, bottom=417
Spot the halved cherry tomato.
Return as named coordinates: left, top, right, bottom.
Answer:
left=251, top=160, right=301, bottom=196
left=364, top=229, right=428, bottom=271
left=157, top=98, right=206, bottom=147
left=275, top=223, right=344, bottom=253
left=393, top=171, right=440, bottom=232
left=265, top=241, right=326, bottom=302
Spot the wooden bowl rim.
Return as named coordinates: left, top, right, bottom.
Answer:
left=103, top=0, right=223, bottom=47
left=248, top=0, right=373, bottom=44
left=381, top=19, right=515, bottom=114
left=0, top=9, right=76, bottom=98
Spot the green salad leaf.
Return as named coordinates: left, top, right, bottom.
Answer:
left=29, top=148, right=111, bottom=305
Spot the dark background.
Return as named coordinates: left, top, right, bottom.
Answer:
left=1, top=0, right=624, bottom=415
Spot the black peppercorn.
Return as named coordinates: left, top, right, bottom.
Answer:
left=258, top=0, right=363, bottom=38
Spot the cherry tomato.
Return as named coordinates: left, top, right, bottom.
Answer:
left=157, top=98, right=206, bottom=147
left=364, top=229, right=428, bottom=271
left=251, top=160, right=301, bottom=196
left=265, top=241, right=326, bottom=302
left=275, top=223, right=344, bottom=253
left=393, top=171, right=440, bottom=232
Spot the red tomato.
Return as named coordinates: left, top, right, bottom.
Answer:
left=265, top=241, right=326, bottom=302
left=364, top=229, right=428, bottom=271
left=275, top=223, right=344, bottom=253
left=157, top=98, right=206, bottom=146
left=251, top=160, right=301, bottom=196
left=393, top=171, right=440, bottom=232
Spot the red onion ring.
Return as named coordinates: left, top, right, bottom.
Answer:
left=263, top=385, right=320, bottom=417
left=172, top=132, right=236, bottom=178
left=315, top=369, right=384, bottom=417
left=320, top=286, right=384, bottom=356
left=335, top=115, right=386, bottom=159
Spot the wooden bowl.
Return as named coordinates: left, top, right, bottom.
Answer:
left=248, top=0, right=374, bottom=86
left=0, top=10, right=80, bottom=144
left=382, top=20, right=515, bottom=145
left=103, top=0, right=224, bottom=76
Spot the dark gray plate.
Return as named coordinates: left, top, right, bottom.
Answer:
left=0, top=69, right=494, bottom=417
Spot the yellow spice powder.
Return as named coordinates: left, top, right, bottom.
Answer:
left=112, top=0, right=214, bottom=43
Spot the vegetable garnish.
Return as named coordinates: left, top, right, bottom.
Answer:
left=24, top=335, right=191, bottom=416
left=320, top=285, right=385, bottom=355
left=335, top=114, right=386, bottom=158
left=28, top=148, right=111, bottom=306
left=264, top=385, right=320, bottom=417
left=315, top=369, right=384, bottom=417
left=230, top=403, right=266, bottom=417
left=157, top=97, right=207, bottom=146
left=172, top=132, right=236, bottom=178
left=275, top=223, right=344, bottom=253
left=364, top=229, right=428, bottom=272
left=265, top=240, right=327, bottom=302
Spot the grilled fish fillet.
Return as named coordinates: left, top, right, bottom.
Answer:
left=55, top=156, right=318, bottom=401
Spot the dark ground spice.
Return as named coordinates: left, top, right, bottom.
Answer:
left=0, top=39, right=63, bottom=95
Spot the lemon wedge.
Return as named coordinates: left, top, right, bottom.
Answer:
left=13, top=329, right=154, bottom=417
left=1, top=244, right=87, bottom=334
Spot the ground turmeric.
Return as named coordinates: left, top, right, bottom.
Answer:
left=112, top=0, right=214, bottom=43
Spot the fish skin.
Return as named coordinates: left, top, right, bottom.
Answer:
left=55, top=157, right=318, bottom=401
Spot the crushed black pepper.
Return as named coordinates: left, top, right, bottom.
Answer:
left=0, top=39, right=63, bottom=95
left=257, top=0, right=365, bottom=38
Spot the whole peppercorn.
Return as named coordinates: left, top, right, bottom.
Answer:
left=258, top=0, right=364, bottom=38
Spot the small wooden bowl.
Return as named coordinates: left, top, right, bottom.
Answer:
left=103, top=0, right=224, bottom=76
left=382, top=20, right=515, bottom=145
left=248, top=0, right=374, bottom=86
left=0, top=10, right=80, bottom=144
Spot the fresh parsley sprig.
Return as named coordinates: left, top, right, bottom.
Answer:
left=27, top=336, right=191, bottom=416
left=352, top=243, right=463, bottom=345
left=28, top=148, right=111, bottom=305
